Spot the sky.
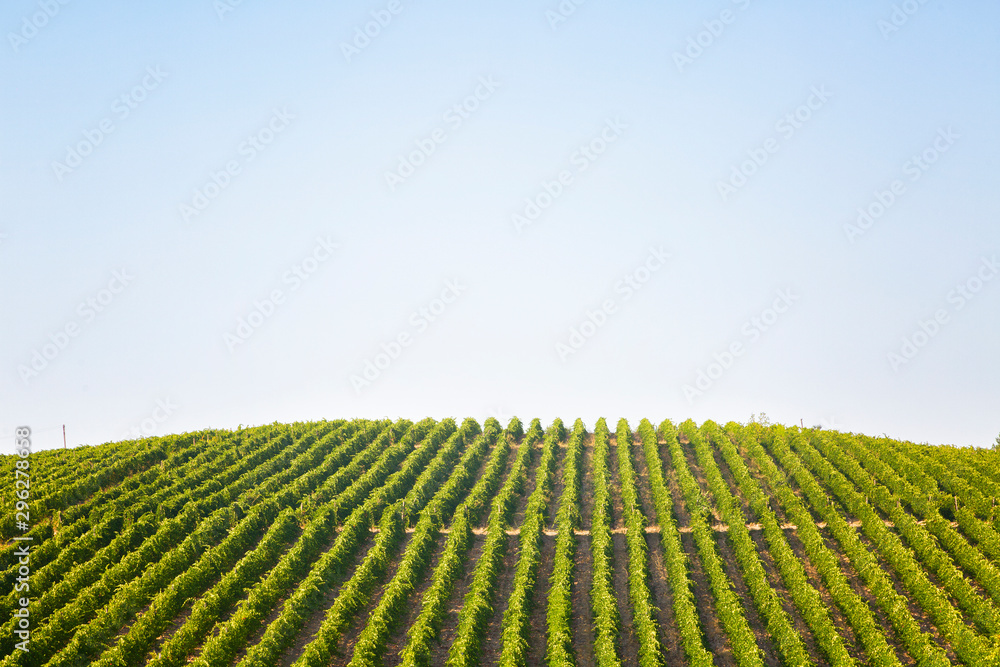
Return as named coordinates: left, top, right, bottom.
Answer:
left=2, top=0, right=998, bottom=452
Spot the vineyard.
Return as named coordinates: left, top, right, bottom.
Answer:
left=3, top=417, right=1000, bottom=666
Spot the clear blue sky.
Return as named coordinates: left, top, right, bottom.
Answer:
left=2, top=0, right=998, bottom=451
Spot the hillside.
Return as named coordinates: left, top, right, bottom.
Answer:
left=2, top=418, right=1000, bottom=666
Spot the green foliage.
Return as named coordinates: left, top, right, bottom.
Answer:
left=4, top=416, right=999, bottom=667
left=347, top=429, right=503, bottom=667
left=506, top=416, right=525, bottom=442
left=546, top=417, right=567, bottom=443
left=614, top=420, right=662, bottom=667
left=764, top=427, right=953, bottom=666
left=671, top=420, right=765, bottom=667
left=717, top=423, right=862, bottom=667
left=497, top=421, right=561, bottom=667
left=253, top=421, right=479, bottom=667
left=590, top=418, right=621, bottom=667
left=638, top=420, right=713, bottom=667
left=695, top=422, right=817, bottom=667
left=446, top=425, right=542, bottom=667
left=546, top=418, right=586, bottom=667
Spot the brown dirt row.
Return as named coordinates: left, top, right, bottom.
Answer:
left=571, top=432, right=597, bottom=667
left=479, top=533, right=520, bottom=666
left=608, top=434, right=640, bottom=667
left=510, top=436, right=548, bottom=530
left=580, top=433, right=596, bottom=529
left=547, top=439, right=569, bottom=529
left=608, top=436, right=626, bottom=533
left=572, top=532, right=597, bottom=667
left=147, top=599, right=196, bottom=659
left=525, top=533, right=558, bottom=667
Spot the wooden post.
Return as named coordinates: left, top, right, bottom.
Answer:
left=62, top=425, right=66, bottom=449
